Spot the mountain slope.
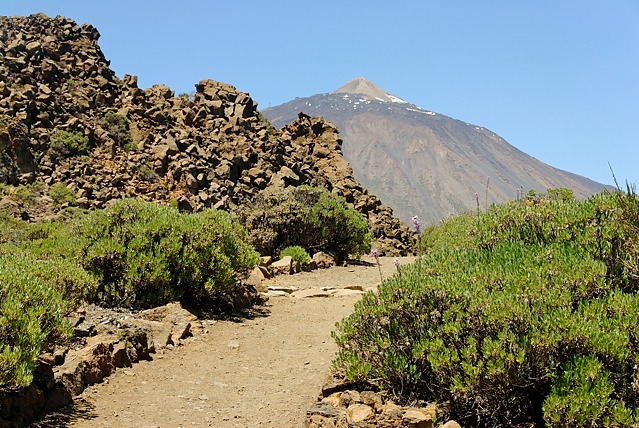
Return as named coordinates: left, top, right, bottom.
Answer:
left=264, top=78, right=609, bottom=225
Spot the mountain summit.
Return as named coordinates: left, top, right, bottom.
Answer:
left=264, top=79, right=609, bottom=225
left=333, top=78, right=406, bottom=103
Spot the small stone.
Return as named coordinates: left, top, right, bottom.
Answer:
left=347, top=403, right=374, bottom=423
left=312, top=252, right=335, bottom=269
left=292, top=289, right=331, bottom=298
left=403, top=409, right=433, bottom=428
left=307, top=402, right=347, bottom=418
left=271, top=256, right=293, bottom=275
left=321, top=392, right=342, bottom=408
left=330, top=289, right=365, bottom=297
left=267, top=286, right=298, bottom=294
left=264, top=290, right=289, bottom=297
left=339, top=390, right=361, bottom=407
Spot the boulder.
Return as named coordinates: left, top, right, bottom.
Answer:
left=312, top=252, right=335, bottom=269
left=347, top=403, right=374, bottom=423
left=271, top=255, right=293, bottom=275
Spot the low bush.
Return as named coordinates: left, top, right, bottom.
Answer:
left=333, top=190, right=639, bottom=427
left=49, top=182, right=77, bottom=208
left=99, top=111, right=133, bottom=149
left=279, top=245, right=311, bottom=265
left=0, top=210, right=30, bottom=244
left=239, top=186, right=370, bottom=261
left=49, top=130, right=88, bottom=158
left=0, top=255, right=76, bottom=388
left=36, top=199, right=261, bottom=308
left=0, top=182, right=45, bottom=208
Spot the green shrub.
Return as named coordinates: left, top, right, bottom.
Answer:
left=240, top=186, right=370, bottom=261
left=279, top=245, right=311, bottom=265
left=611, top=181, right=639, bottom=291
left=0, top=255, right=74, bottom=388
left=50, top=130, right=88, bottom=158
left=42, top=198, right=260, bottom=308
left=543, top=355, right=636, bottom=427
left=99, top=111, right=132, bottom=149
left=0, top=210, right=30, bottom=244
left=136, top=161, right=158, bottom=181
left=333, top=191, right=639, bottom=427
left=0, top=182, right=45, bottom=208
left=49, top=182, right=77, bottom=208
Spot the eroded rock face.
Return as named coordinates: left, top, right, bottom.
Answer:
left=0, top=13, right=414, bottom=254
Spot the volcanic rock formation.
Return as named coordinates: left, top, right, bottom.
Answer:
left=0, top=14, right=413, bottom=255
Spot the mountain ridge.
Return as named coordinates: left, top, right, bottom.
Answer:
left=264, top=78, right=610, bottom=225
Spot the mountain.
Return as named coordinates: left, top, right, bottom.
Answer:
left=0, top=14, right=414, bottom=255
left=263, top=78, right=610, bottom=225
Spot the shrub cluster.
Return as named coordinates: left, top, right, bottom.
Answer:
left=28, top=199, right=260, bottom=308
left=1, top=199, right=260, bottom=388
left=0, top=254, right=88, bottom=388
left=333, top=188, right=639, bottom=427
left=49, top=129, right=88, bottom=158
left=239, top=186, right=371, bottom=261
left=99, top=111, right=133, bottom=149
left=48, top=182, right=77, bottom=208
left=279, top=245, right=311, bottom=265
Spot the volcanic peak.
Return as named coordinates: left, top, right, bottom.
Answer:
left=333, top=77, right=407, bottom=104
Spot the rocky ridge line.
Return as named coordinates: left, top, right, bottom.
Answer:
left=0, top=13, right=413, bottom=255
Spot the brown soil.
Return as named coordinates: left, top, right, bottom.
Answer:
left=42, top=256, right=413, bottom=428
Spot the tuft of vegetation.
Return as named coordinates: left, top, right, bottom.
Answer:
left=48, top=182, right=77, bottom=208
left=333, top=188, right=639, bottom=427
left=99, top=111, right=133, bottom=149
left=239, top=185, right=370, bottom=261
left=279, top=245, right=311, bottom=266
left=49, top=130, right=88, bottom=158
left=0, top=181, right=45, bottom=208
left=0, top=254, right=78, bottom=388
left=136, top=161, right=158, bottom=182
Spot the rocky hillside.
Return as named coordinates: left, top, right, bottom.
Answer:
left=264, top=78, right=610, bottom=225
left=0, top=14, right=413, bottom=255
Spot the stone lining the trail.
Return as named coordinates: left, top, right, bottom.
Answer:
left=0, top=302, right=205, bottom=427
left=305, top=375, right=463, bottom=428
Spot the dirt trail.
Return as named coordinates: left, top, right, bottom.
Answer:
left=53, top=256, right=412, bottom=428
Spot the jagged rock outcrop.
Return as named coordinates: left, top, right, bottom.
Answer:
left=0, top=13, right=413, bottom=254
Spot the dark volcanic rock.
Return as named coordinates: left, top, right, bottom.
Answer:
left=0, top=13, right=413, bottom=255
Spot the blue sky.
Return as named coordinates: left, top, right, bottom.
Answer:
left=4, top=1, right=638, bottom=187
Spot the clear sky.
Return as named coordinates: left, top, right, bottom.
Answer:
left=4, top=1, right=638, bottom=187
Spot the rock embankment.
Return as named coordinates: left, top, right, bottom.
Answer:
left=0, top=302, right=201, bottom=428
left=0, top=13, right=413, bottom=254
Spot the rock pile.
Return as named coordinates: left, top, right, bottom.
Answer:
left=0, top=13, right=414, bottom=255
left=305, top=376, right=462, bottom=428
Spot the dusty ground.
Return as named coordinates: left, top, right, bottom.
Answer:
left=43, top=256, right=413, bottom=428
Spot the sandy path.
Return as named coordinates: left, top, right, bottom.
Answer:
left=57, top=256, right=411, bottom=428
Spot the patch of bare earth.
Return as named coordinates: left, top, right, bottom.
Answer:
left=45, top=256, right=412, bottom=428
